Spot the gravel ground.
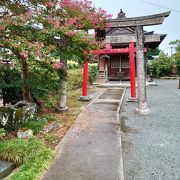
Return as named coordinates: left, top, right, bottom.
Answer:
left=121, top=80, right=180, bottom=180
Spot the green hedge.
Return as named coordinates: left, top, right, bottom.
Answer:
left=0, top=62, right=98, bottom=108
left=67, top=64, right=98, bottom=91
left=88, top=64, right=98, bottom=85
left=67, top=69, right=82, bottom=91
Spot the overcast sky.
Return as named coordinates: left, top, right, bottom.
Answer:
left=91, top=0, right=180, bottom=55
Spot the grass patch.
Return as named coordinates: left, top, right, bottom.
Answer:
left=0, top=128, right=6, bottom=137
left=65, top=88, right=88, bottom=128
left=19, top=119, right=47, bottom=135
left=44, top=133, right=59, bottom=142
left=40, top=114, right=58, bottom=121
left=0, top=138, right=54, bottom=180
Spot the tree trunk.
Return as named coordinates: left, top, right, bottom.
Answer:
left=57, top=59, right=68, bottom=112
left=20, top=59, right=33, bottom=102
left=178, top=76, right=180, bottom=89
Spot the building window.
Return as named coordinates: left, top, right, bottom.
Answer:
left=111, top=56, right=121, bottom=68
left=121, top=59, right=129, bottom=68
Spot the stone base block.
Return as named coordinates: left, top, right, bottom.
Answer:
left=79, top=96, right=91, bottom=101
left=127, top=97, right=137, bottom=102
left=135, top=108, right=150, bottom=115
left=56, top=106, right=68, bottom=112
left=147, top=81, right=158, bottom=86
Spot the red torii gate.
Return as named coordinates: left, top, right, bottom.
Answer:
left=80, top=42, right=147, bottom=101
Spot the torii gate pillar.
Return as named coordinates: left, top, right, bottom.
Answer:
left=135, top=26, right=150, bottom=115
left=79, top=55, right=91, bottom=101
left=129, top=42, right=137, bottom=100
left=107, top=11, right=170, bottom=115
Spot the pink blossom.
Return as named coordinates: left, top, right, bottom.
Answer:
left=45, top=2, right=54, bottom=9
left=23, top=10, right=32, bottom=21
left=106, top=23, right=112, bottom=31
left=19, top=51, right=29, bottom=60
left=34, top=42, right=44, bottom=49
left=59, top=0, right=112, bottom=29
left=106, top=23, right=112, bottom=28
left=0, top=26, right=5, bottom=31
left=107, top=14, right=113, bottom=19
left=65, top=30, right=76, bottom=36
left=68, top=18, right=77, bottom=26
left=53, top=62, right=64, bottom=70
left=35, top=50, right=41, bottom=57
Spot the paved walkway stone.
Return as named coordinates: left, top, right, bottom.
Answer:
left=42, top=88, right=124, bottom=180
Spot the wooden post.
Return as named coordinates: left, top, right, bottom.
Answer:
left=135, top=26, right=150, bottom=115
left=79, top=56, right=91, bottom=101
left=129, top=42, right=137, bottom=101
left=83, top=60, right=88, bottom=96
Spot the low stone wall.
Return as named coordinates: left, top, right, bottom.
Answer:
left=0, top=101, right=36, bottom=131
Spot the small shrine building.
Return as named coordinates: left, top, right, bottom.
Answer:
left=96, top=10, right=166, bottom=83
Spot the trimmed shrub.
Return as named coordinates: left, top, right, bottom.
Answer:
left=67, top=64, right=98, bottom=91
left=67, top=69, right=82, bottom=91
left=89, top=64, right=98, bottom=85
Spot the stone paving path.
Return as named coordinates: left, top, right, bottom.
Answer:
left=42, top=88, right=124, bottom=180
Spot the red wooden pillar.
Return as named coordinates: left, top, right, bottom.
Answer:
left=79, top=53, right=91, bottom=101
left=83, top=60, right=88, bottom=96
left=129, top=42, right=137, bottom=100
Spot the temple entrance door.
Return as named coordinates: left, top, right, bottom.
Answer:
left=108, top=55, right=121, bottom=80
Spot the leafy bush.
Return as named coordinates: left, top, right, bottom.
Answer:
left=67, top=69, right=82, bottom=91
left=0, top=61, right=97, bottom=109
left=28, top=61, right=59, bottom=101
left=89, top=64, right=98, bottom=84
left=176, top=58, right=180, bottom=76
left=149, top=52, right=175, bottom=78
left=67, top=60, right=82, bottom=69
left=0, top=138, right=54, bottom=180
left=0, top=65, right=23, bottom=105
left=67, top=64, right=98, bottom=91
left=0, top=62, right=59, bottom=106
left=0, top=128, right=6, bottom=137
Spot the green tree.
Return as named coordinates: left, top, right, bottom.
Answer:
left=147, top=48, right=160, bottom=60
left=151, top=51, right=174, bottom=78
left=170, top=40, right=180, bottom=88
left=0, top=0, right=110, bottom=110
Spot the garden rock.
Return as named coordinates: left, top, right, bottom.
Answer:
left=43, top=121, right=61, bottom=133
left=0, top=101, right=37, bottom=130
left=17, top=129, right=33, bottom=139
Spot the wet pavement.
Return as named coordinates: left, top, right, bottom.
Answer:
left=42, top=88, right=124, bottom=180
left=121, top=80, right=180, bottom=180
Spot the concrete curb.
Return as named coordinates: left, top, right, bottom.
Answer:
left=116, top=88, right=126, bottom=180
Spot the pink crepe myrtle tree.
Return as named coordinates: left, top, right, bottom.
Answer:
left=0, top=0, right=112, bottom=108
